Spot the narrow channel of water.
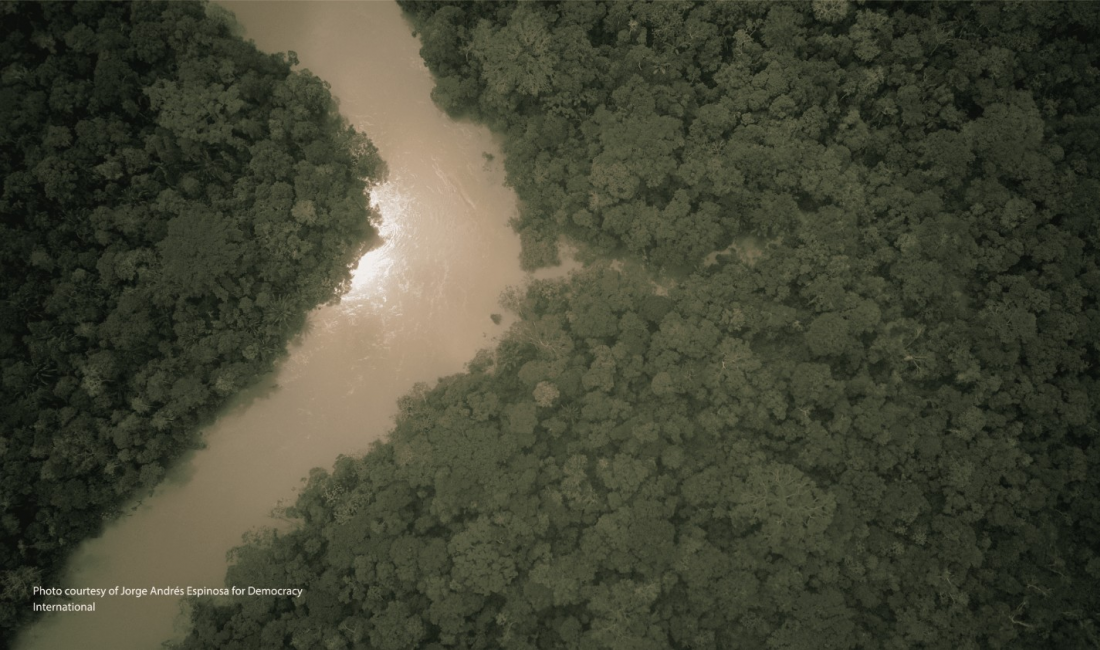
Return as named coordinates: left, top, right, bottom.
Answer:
left=16, top=3, right=526, bottom=648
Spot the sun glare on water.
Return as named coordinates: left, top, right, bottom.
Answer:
left=345, top=181, right=409, bottom=306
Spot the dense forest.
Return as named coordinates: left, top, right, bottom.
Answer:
left=170, top=0, right=1100, bottom=648
left=0, top=1, right=383, bottom=638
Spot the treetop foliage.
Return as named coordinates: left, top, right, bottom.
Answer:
left=178, top=2, right=1098, bottom=649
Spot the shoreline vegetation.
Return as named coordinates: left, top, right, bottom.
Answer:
left=179, top=2, right=1098, bottom=648
left=0, top=1, right=383, bottom=640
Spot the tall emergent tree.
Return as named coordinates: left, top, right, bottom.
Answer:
left=0, top=0, right=383, bottom=638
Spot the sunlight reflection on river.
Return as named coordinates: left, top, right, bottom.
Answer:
left=346, top=181, right=405, bottom=309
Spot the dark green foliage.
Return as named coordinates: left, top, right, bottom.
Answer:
left=0, top=0, right=383, bottom=638
left=179, top=2, right=1098, bottom=649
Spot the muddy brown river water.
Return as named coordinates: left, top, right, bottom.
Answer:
left=16, top=2, right=531, bottom=648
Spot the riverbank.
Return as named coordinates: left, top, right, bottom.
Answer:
left=16, top=3, right=528, bottom=649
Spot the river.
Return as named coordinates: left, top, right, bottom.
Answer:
left=15, top=2, right=528, bottom=648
